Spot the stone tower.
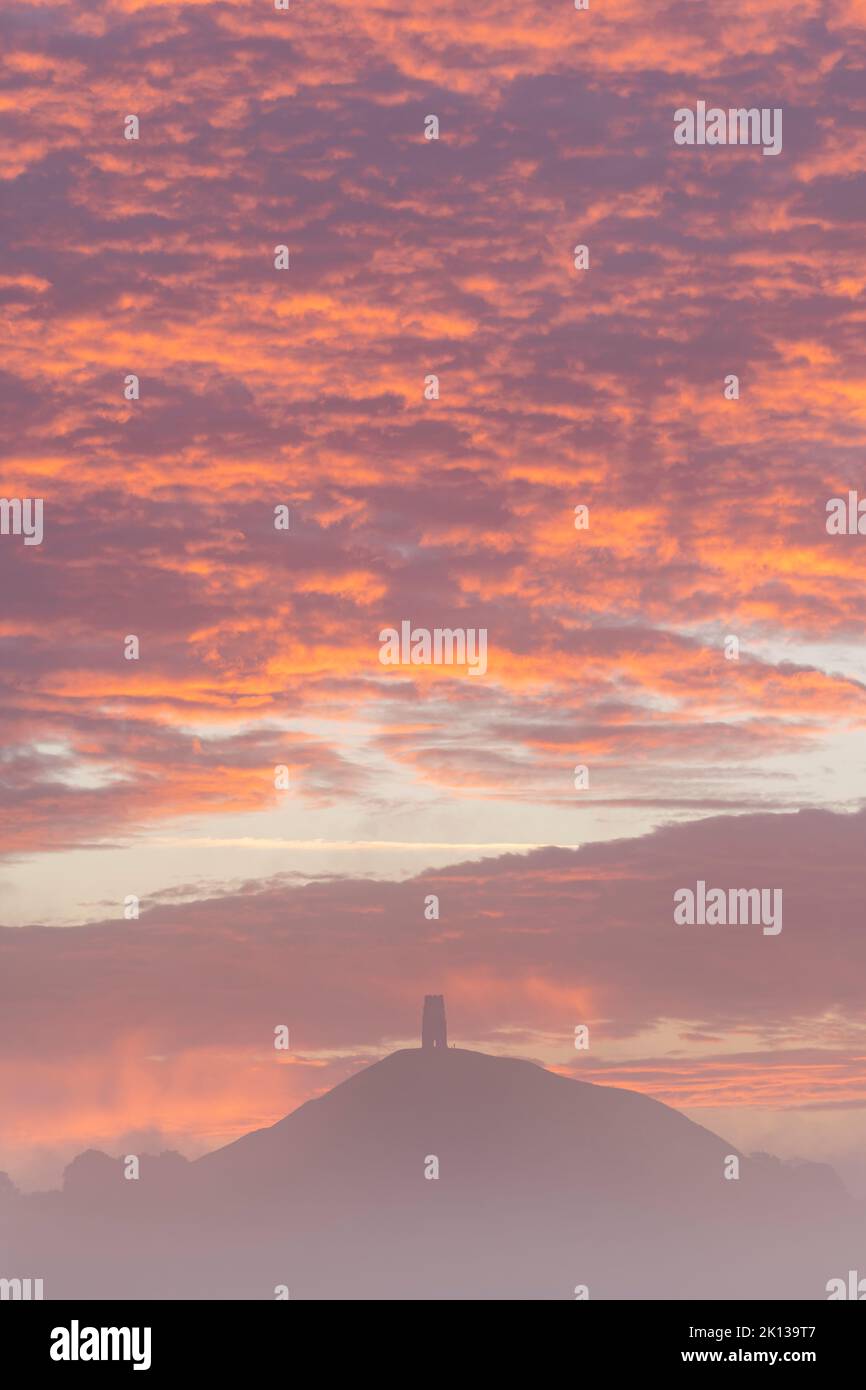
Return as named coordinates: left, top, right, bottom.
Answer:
left=421, top=994, right=447, bottom=1049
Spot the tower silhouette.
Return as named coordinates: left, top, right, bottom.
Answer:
left=421, top=994, right=447, bottom=1049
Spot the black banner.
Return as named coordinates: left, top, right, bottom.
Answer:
left=3, top=1300, right=862, bottom=1375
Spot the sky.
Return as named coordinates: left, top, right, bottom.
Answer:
left=1, top=0, right=865, bottom=1194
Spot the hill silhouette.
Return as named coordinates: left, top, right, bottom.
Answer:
left=4, top=1047, right=860, bottom=1299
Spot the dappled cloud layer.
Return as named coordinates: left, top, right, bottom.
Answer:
left=1, top=0, right=866, bottom=852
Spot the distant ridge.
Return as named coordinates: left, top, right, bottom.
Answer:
left=5, top=1047, right=859, bottom=1300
